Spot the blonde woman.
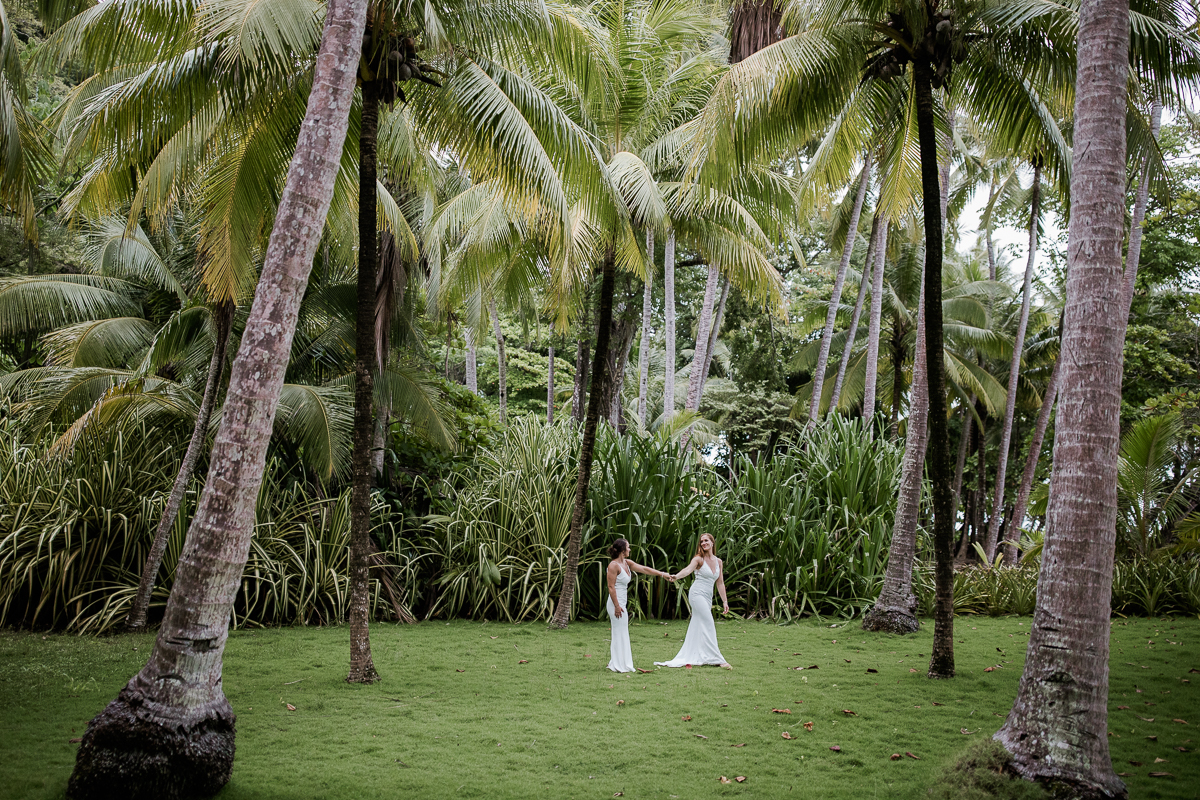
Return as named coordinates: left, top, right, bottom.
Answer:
left=655, top=533, right=731, bottom=669
left=605, top=538, right=673, bottom=672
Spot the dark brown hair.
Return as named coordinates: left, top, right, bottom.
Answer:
left=608, top=538, right=630, bottom=559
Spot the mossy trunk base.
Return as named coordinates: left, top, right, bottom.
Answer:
left=861, top=606, right=919, bottom=634
left=68, top=690, right=234, bottom=800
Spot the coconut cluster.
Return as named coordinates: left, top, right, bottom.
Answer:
left=359, top=28, right=444, bottom=105
left=870, top=8, right=966, bottom=89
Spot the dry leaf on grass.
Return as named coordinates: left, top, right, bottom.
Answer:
left=489, top=636, right=498, bottom=640
left=906, top=752, right=920, bottom=760
left=695, top=734, right=708, bottom=740
left=909, top=668, right=919, bottom=673
left=803, top=721, right=814, bottom=732
left=286, top=703, right=296, bottom=711
left=1146, top=735, right=1157, bottom=741
left=1129, top=761, right=1144, bottom=766
left=781, top=732, right=793, bottom=740
left=866, top=668, right=878, bottom=674
left=890, top=753, right=901, bottom=760
left=842, top=710, right=857, bottom=716
left=1176, top=747, right=1189, bottom=752
left=518, top=660, right=529, bottom=664
left=772, top=708, right=791, bottom=714
left=1149, top=772, right=1174, bottom=778
left=69, top=737, right=82, bottom=743
left=616, top=700, right=625, bottom=706
left=960, top=728, right=977, bottom=735
left=614, top=793, right=623, bottom=797
left=829, top=745, right=841, bottom=752
left=731, top=743, right=746, bottom=748
left=1173, top=719, right=1189, bottom=724
left=1138, top=717, right=1155, bottom=722
left=636, top=668, right=653, bottom=674
left=932, top=702, right=944, bottom=706
left=681, top=715, right=692, bottom=721
left=984, top=667, right=996, bottom=673
left=1117, top=705, right=1130, bottom=709
left=455, top=669, right=465, bottom=673
left=719, top=776, right=732, bottom=784
left=735, top=776, right=746, bottom=783
left=1155, top=757, right=1169, bottom=763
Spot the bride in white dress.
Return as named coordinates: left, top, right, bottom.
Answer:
left=605, top=538, right=673, bottom=673
left=655, top=534, right=732, bottom=669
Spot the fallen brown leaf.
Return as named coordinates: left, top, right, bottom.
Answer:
left=286, top=703, right=296, bottom=711
left=806, top=664, right=819, bottom=670
left=1117, top=772, right=1132, bottom=777
left=905, top=752, right=920, bottom=760
left=735, top=776, right=747, bottom=783
left=731, top=743, right=746, bottom=748
left=614, top=793, right=623, bottom=797
left=636, top=668, right=653, bottom=674
left=960, top=728, right=978, bottom=735
left=456, top=669, right=465, bottom=673
left=803, top=721, right=814, bottom=732
left=681, top=715, right=692, bottom=721
left=490, top=636, right=498, bottom=639
left=1129, top=761, right=1144, bottom=767
left=1146, top=735, right=1157, bottom=741
left=829, top=745, right=841, bottom=752
left=1138, top=717, right=1155, bottom=722
left=584, top=654, right=592, bottom=658
left=1117, top=705, right=1130, bottom=710
left=844, top=659, right=851, bottom=663
left=866, top=668, right=878, bottom=674
left=909, top=668, right=919, bottom=673
left=890, top=753, right=901, bottom=760
left=772, top=708, right=792, bottom=714
left=781, top=732, right=793, bottom=740
left=1173, top=719, right=1189, bottom=724
left=616, top=700, right=625, bottom=706
left=842, top=710, right=857, bottom=716
left=984, top=667, right=996, bottom=673
left=1190, top=668, right=1200, bottom=673
left=69, top=737, right=82, bottom=743
left=695, top=734, right=708, bottom=740
left=719, top=776, right=732, bottom=784
left=518, top=660, right=529, bottom=664
left=1149, top=772, right=1174, bottom=778
left=1155, top=757, right=1169, bottom=763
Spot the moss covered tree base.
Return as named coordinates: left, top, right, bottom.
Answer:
left=930, top=741, right=1051, bottom=800
left=67, top=689, right=235, bottom=800
left=861, top=605, right=920, bottom=634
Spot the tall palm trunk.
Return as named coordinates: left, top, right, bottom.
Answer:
left=808, top=156, right=871, bottom=423
left=1121, top=99, right=1163, bottom=319
left=952, top=409, right=974, bottom=554
left=862, top=275, right=927, bottom=634
left=547, top=345, right=555, bottom=423
left=862, top=220, right=889, bottom=421
left=830, top=214, right=881, bottom=411
left=490, top=299, right=507, bottom=424
left=465, top=326, right=478, bottom=393
left=125, top=300, right=234, bottom=631
left=685, top=263, right=720, bottom=412
left=699, top=275, right=730, bottom=399
left=550, top=246, right=616, bottom=628
left=1001, top=356, right=1061, bottom=564
left=729, top=1, right=783, bottom=62
left=662, top=229, right=677, bottom=420
left=984, top=165, right=1041, bottom=562
left=995, top=0, right=1130, bottom=791
left=637, top=230, right=653, bottom=427
left=444, top=314, right=452, bottom=379
left=914, top=61, right=955, bottom=680
left=347, top=78, right=381, bottom=685
left=67, top=0, right=367, bottom=794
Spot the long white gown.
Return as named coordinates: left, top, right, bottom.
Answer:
left=606, top=564, right=635, bottom=673
left=655, top=560, right=727, bottom=667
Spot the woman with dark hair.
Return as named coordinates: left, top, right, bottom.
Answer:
left=655, top=533, right=732, bottom=669
left=605, top=538, right=673, bottom=672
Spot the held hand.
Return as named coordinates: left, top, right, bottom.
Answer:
left=614, top=605, right=624, bottom=618
left=668, top=574, right=678, bottom=583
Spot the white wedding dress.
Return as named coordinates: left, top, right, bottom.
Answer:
left=606, top=564, right=635, bottom=673
left=655, top=560, right=727, bottom=667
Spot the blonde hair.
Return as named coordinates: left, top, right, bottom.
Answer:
left=694, top=533, right=715, bottom=558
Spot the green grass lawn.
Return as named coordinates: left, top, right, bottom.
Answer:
left=1, top=617, right=1197, bottom=799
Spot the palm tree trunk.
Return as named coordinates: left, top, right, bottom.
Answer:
left=862, top=274, right=927, bottom=635
left=572, top=291, right=591, bottom=422
left=685, top=263, right=720, bottom=412
left=808, top=155, right=871, bottom=423
left=995, top=0, right=1130, bottom=790
left=952, top=403, right=973, bottom=524
left=637, top=230, right=653, bottom=428
left=830, top=214, right=880, bottom=412
left=699, top=275, right=730, bottom=399
left=465, top=326, right=478, bottom=394
left=662, top=229, right=677, bottom=420
left=729, top=1, right=783, bottom=62
left=547, top=345, right=555, bottom=423
left=1001, top=356, right=1061, bottom=565
left=444, top=314, right=452, bottom=380
left=125, top=300, right=234, bottom=631
left=1121, top=98, right=1163, bottom=320
left=490, top=299, right=507, bottom=424
left=347, top=78, right=381, bottom=685
left=550, top=245, right=616, bottom=628
left=67, top=0, right=367, bottom=793
left=985, top=180, right=998, bottom=282
left=606, top=310, right=637, bottom=429
left=984, top=165, right=1041, bottom=562
left=863, top=220, right=889, bottom=422
left=914, top=61, right=955, bottom=680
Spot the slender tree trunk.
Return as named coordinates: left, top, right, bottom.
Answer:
left=606, top=310, right=637, bottom=429
left=809, top=156, right=871, bottom=423
left=984, top=165, right=1041, bottom=562
left=699, top=275, right=730, bottom=400
left=1002, top=356, right=1061, bottom=565
left=862, top=275, right=927, bottom=634
left=985, top=181, right=998, bottom=282
left=951, top=403, right=973, bottom=525
left=863, top=221, right=889, bottom=422
left=662, top=229, right=676, bottom=420
left=490, top=299, right=507, bottom=424
left=995, top=0, right=1130, bottom=791
left=685, top=263, right=720, bottom=412
left=347, top=78, right=381, bottom=685
left=67, top=0, right=367, bottom=794
left=914, top=62, right=954, bottom=680
left=547, top=345, right=555, bottom=424
left=465, top=326, right=478, bottom=394
left=1121, top=99, right=1163, bottom=320
left=550, top=246, right=616, bottom=628
left=831, top=214, right=880, bottom=411
left=973, top=405, right=987, bottom=547
left=444, top=314, right=452, bottom=380
left=637, top=230, right=653, bottom=428
left=125, top=301, right=234, bottom=631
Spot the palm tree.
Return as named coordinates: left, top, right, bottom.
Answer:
left=994, top=0, right=1133, bottom=790
left=0, top=0, right=51, bottom=241
left=66, top=0, right=369, bottom=793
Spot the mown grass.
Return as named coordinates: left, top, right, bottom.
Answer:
left=1, top=617, right=1196, bottom=799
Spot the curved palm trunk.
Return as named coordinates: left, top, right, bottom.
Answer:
left=684, top=262, right=720, bottom=412
left=67, top=1, right=367, bottom=794
left=995, top=0, right=1130, bottom=791
left=699, top=274, right=730, bottom=399
left=550, top=246, right=615, bottom=628
left=983, top=166, right=1041, bottom=562
left=914, top=62, right=955, bottom=680
left=125, top=301, right=234, bottom=631
left=862, top=220, right=889, bottom=422
left=808, top=156, right=871, bottom=423
left=662, top=229, right=677, bottom=420
left=347, top=78, right=381, bottom=685
left=1002, top=356, right=1061, bottom=564
left=1121, top=99, right=1162, bottom=320
left=465, top=326, right=478, bottom=394
left=862, top=274, right=927, bottom=634
left=637, top=230, right=653, bottom=427
left=490, top=299, right=507, bottom=424
left=547, top=346, right=555, bottom=423
left=830, top=214, right=880, bottom=411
